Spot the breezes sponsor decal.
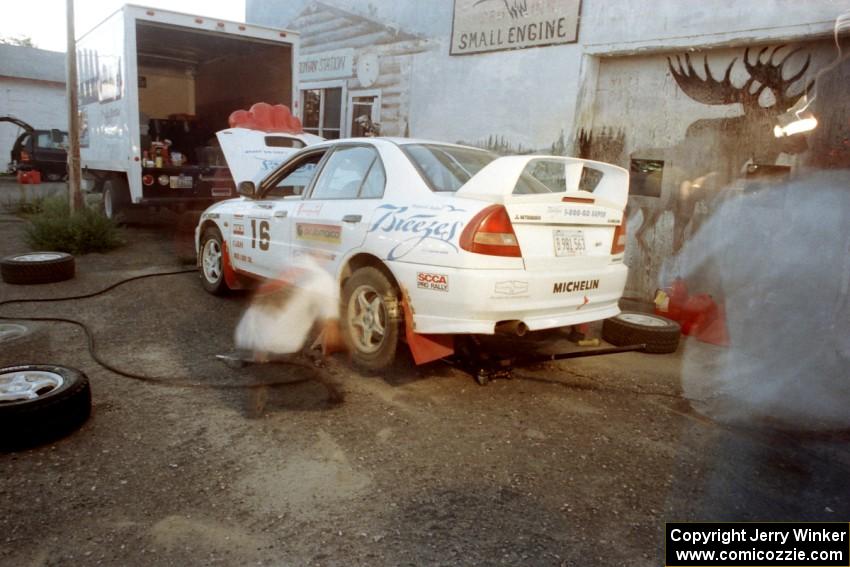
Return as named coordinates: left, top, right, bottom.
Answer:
left=296, top=223, right=342, bottom=244
left=417, top=272, right=449, bottom=292
left=368, top=204, right=465, bottom=260
left=553, top=279, right=599, bottom=294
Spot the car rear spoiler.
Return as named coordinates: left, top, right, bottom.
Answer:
left=456, top=155, right=630, bottom=209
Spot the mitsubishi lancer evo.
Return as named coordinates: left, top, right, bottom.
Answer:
left=196, top=137, right=630, bottom=370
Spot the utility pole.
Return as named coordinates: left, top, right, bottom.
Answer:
left=66, top=0, right=83, bottom=212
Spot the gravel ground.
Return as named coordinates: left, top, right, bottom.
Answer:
left=1, top=204, right=848, bottom=567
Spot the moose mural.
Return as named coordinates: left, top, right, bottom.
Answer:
left=667, top=45, right=813, bottom=183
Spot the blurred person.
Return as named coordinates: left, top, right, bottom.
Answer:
left=234, top=254, right=344, bottom=363
left=664, top=28, right=850, bottom=429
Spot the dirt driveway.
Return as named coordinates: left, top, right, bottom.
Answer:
left=1, top=208, right=848, bottom=566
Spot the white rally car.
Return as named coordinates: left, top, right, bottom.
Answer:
left=196, top=137, right=629, bottom=370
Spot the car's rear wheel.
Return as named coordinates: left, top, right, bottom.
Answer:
left=341, top=267, right=400, bottom=372
left=199, top=226, right=229, bottom=295
left=102, top=176, right=130, bottom=221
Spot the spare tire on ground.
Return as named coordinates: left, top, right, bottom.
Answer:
left=602, top=311, right=681, bottom=354
left=0, top=365, right=92, bottom=450
left=0, top=252, right=75, bottom=285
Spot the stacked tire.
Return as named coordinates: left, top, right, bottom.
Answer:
left=0, top=365, right=92, bottom=450
left=602, top=312, right=681, bottom=354
left=0, top=252, right=75, bottom=285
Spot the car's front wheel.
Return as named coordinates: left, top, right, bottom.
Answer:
left=199, top=226, right=229, bottom=295
left=341, top=267, right=400, bottom=372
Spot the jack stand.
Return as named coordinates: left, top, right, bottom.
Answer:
left=448, top=337, right=648, bottom=385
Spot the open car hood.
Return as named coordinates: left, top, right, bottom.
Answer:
left=0, top=116, right=34, bottom=133
left=216, top=127, right=324, bottom=186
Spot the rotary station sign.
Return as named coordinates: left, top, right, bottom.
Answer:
left=450, top=0, right=580, bottom=55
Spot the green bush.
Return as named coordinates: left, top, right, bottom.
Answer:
left=24, top=197, right=124, bottom=255
left=12, top=195, right=46, bottom=215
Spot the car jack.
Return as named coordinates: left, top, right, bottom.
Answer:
left=448, top=337, right=648, bottom=385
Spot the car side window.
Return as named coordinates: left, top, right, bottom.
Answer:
left=359, top=159, right=386, bottom=199
left=266, top=153, right=323, bottom=199
left=310, top=146, right=379, bottom=200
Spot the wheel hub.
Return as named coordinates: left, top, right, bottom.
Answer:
left=202, top=240, right=222, bottom=283
left=0, top=370, right=64, bottom=403
left=348, top=285, right=387, bottom=354
left=13, top=253, right=63, bottom=262
left=0, top=324, right=28, bottom=344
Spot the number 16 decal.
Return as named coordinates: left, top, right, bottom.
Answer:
left=250, top=219, right=270, bottom=251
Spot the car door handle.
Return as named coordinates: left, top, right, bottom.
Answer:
left=274, top=210, right=287, bottom=218
left=342, top=214, right=362, bottom=223
left=255, top=203, right=273, bottom=209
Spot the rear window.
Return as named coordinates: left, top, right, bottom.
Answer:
left=514, top=158, right=604, bottom=195
left=403, top=144, right=497, bottom=192
left=35, top=132, right=68, bottom=150
left=264, top=136, right=305, bottom=149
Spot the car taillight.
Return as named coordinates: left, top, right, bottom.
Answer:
left=20, top=150, right=30, bottom=162
left=611, top=217, right=627, bottom=255
left=460, top=204, right=522, bottom=257
left=142, top=174, right=154, bottom=186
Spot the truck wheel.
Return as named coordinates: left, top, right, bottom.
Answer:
left=602, top=312, right=681, bottom=354
left=0, top=365, right=92, bottom=450
left=199, top=226, right=229, bottom=295
left=341, top=267, right=400, bottom=372
left=102, top=176, right=130, bottom=221
left=1, top=252, right=75, bottom=285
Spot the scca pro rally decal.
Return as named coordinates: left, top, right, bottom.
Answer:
left=417, top=272, right=449, bottom=292
left=296, top=223, right=342, bottom=244
left=368, top=204, right=465, bottom=260
left=553, top=279, right=599, bottom=294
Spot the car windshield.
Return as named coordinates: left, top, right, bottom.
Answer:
left=403, top=143, right=497, bottom=192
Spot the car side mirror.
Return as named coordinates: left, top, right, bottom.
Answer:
left=50, top=129, right=64, bottom=144
left=238, top=181, right=256, bottom=198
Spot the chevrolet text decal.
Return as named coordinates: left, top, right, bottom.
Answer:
left=553, top=279, right=599, bottom=293
left=368, top=204, right=464, bottom=260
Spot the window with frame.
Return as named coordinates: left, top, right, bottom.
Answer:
left=403, top=144, right=497, bottom=192
left=310, top=146, right=385, bottom=200
left=302, top=87, right=342, bottom=139
left=266, top=153, right=325, bottom=199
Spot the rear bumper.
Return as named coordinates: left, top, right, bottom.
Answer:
left=387, top=261, right=628, bottom=335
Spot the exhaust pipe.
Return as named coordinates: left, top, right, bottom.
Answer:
left=495, top=320, right=529, bottom=337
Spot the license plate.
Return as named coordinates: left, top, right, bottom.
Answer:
left=169, top=175, right=193, bottom=189
left=553, top=229, right=586, bottom=257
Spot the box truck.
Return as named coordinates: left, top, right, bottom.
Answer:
left=77, top=5, right=299, bottom=219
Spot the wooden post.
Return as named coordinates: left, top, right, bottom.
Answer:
left=65, top=0, right=83, bottom=212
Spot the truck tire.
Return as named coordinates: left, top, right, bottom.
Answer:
left=0, top=365, right=92, bottom=450
left=602, top=312, right=681, bottom=354
left=341, top=267, right=400, bottom=372
left=1, top=252, right=75, bottom=285
left=199, top=226, right=229, bottom=295
left=102, top=176, right=130, bottom=221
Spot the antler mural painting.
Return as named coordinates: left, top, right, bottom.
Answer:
left=659, top=45, right=815, bottom=252
left=668, top=45, right=812, bottom=115
left=473, top=0, right=528, bottom=19
left=666, top=45, right=813, bottom=172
